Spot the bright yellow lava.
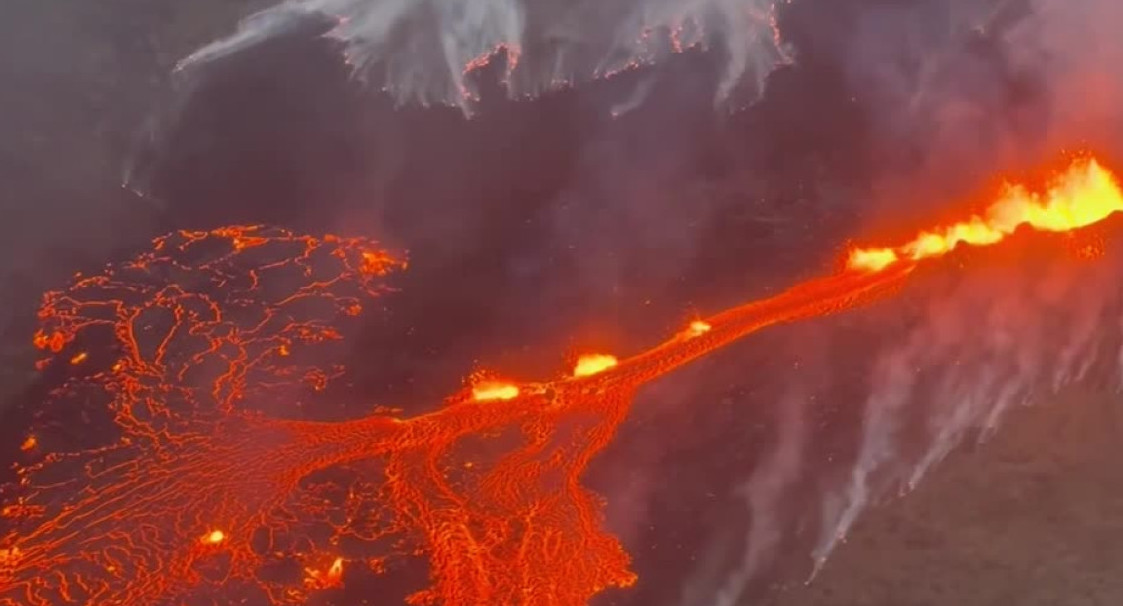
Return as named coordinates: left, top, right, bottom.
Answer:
left=686, top=320, right=712, bottom=337
left=0, top=547, right=20, bottom=565
left=305, top=556, right=345, bottom=589
left=849, top=157, right=1123, bottom=272
left=572, top=354, right=619, bottom=377
left=201, top=530, right=226, bottom=545
left=471, top=381, right=520, bottom=401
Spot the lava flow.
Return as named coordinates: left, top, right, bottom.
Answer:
left=2, top=156, right=1122, bottom=606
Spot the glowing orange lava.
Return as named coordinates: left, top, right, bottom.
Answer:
left=471, top=380, right=521, bottom=401
left=201, top=530, right=226, bottom=545
left=1, top=157, right=1120, bottom=606
left=573, top=353, right=619, bottom=377
left=849, top=157, right=1123, bottom=271
left=305, top=556, right=346, bottom=590
left=682, top=320, right=712, bottom=338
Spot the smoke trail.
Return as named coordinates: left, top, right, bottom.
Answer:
left=682, top=240, right=1123, bottom=605
left=679, top=384, right=810, bottom=606
left=813, top=246, right=1123, bottom=570
left=800, top=0, right=1123, bottom=576
left=177, top=0, right=791, bottom=112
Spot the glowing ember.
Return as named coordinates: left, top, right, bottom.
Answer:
left=685, top=320, right=712, bottom=337
left=573, top=353, right=619, bottom=377
left=305, top=556, right=345, bottom=590
left=202, top=530, right=226, bottom=545
left=19, top=436, right=36, bottom=452
left=849, top=157, right=1123, bottom=271
left=471, top=380, right=521, bottom=401
left=0, top=548, right=19, bottom=566
left=32, top=330, right=64, bottom=353
left=1, top=156, right=1119, bottom=606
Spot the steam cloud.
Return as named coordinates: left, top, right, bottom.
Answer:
left=178, top=0, right=791, bottom=111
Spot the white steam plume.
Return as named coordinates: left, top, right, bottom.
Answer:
left=177, top=0, right=791, bottom=112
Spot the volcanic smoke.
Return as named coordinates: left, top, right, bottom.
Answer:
left=177, top=0, right=790, bottom=111
left=1, top=156, right=1121, bottom=605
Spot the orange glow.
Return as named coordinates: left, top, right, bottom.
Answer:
left=360, top=249, right=396, bottom=276
left=0, top=547, right=19, bottom=566
left=849, top=157, right=1123, bottom=271
left=32, top=330, right=64, bottom=353
left=1071, top=234, right=1106, bottom=260
left=471, top=380, right=520, bottom=401
left=20, top=436, right=36, bottom=452
left=573, top=353, right=619, bottom=377
left=847, top=247, right=899, bottom=273
left=68, top=352, right=88, bottom=365
left=2, top=155, right=1117, bottom=606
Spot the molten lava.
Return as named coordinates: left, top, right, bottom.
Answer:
left=1, top=157, right=1121, bottom=606
left=471, top=380, right=521, bottom=401
left=201, top=530, right=226, bottom=545
left=573, top=353, right=619, bottom=377
left=305, top=556, right=345, bottom=590
left=687, top=320, right=712, bottom=336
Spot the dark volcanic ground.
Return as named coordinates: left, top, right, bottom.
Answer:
left=3, top=1, right=1123, bottom=605
left=770, top=385, right=1123, bottom=606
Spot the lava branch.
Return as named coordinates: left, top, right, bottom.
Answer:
left=2, top=155, right=1122, bottom=606
left=288, top=263, right=914, bottom=463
